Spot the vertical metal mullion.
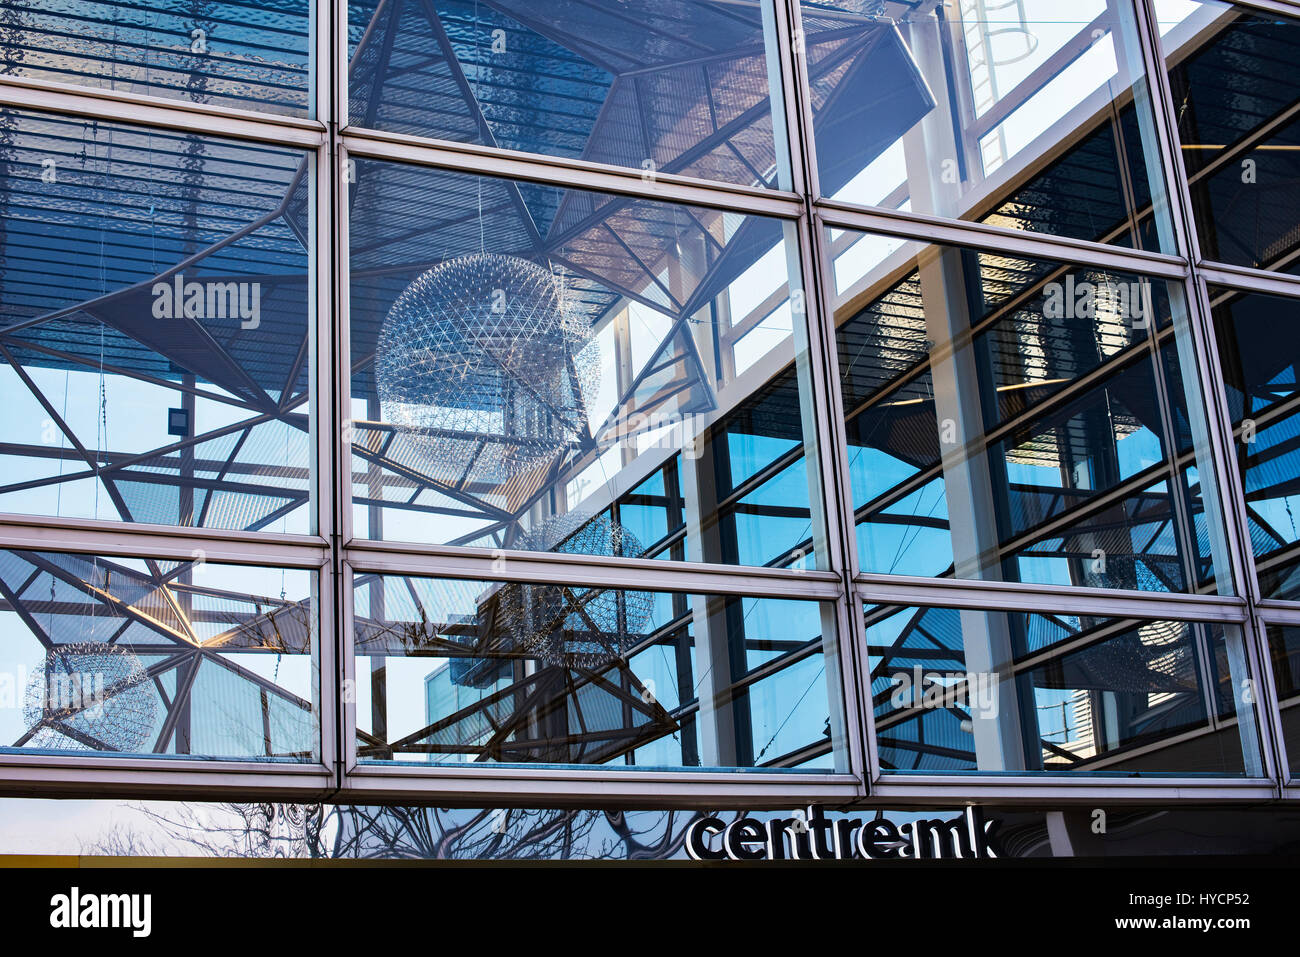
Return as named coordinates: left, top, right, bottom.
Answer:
left=778, top=0, right=820, bottom=202
left=1131, top=0, right=1206, bottom=270
left=311, top=138, right=341, bottom=779
left=328, top=0, right=351, bottom=793
left=1133, top=0, right=1284, bottom=784
left=341, top=559, right=359, bottom=775
left=1192, top=267, right=1291, bottom=783
left=789, top=209, right=866, bottom=780
left=808, top=209, right=880, bottom=785
left=1251, top=606, right=1293, bottom=782
left=773, top=0, right=871, bottom=790
left=1134, top=0, right=1254, bottom=597
left=847, top=588, right=882, bottom=783
left=304, top=0, right=337, bottom=783
left=763, top=0, right=801, bottom=195
left=767, top=0, right=811, bottom=198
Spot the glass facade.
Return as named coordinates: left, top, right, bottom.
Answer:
left=0, top=0, right=1297, bottom=805
left=833, top=231, right=1229, bottom=594
left=355, top=573, right=843, bottom=769
left=0, top=549, right=318, bottom=760
left=865, top=604, right=1259, bottom=774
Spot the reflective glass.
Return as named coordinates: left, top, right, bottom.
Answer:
left=348, top=159, right=828, bottom=570
left=1159, top=0, right=1300, bottom=271
left=832, top=228, right=1232, bottom=593
left=347, top=0, right=792, bottom=188
left=800, top=0, right=1175, bottom=252
left=1209, top=284, right=1300, bottom=600
left=0, top=1, right=312, bottom=116
left=0, top=110, right=315, bottom=533
left=1264, top=623, right=1300, bottom=772
left=352, top=573, right=846, bottom=770
left=865, top=603, right=1263, bottom=775
left=0, top=549, right=319, bottom=761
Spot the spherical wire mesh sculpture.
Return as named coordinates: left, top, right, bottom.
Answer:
left=374, top=253, right=600, bottom=487
left=497, top=512, right=654, bottom=670
left=23, top=641, right=158, bottom=753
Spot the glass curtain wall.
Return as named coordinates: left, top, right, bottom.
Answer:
left=0, top=0, right=1295, bottom=798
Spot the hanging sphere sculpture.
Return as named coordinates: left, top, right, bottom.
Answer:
left=497, top=512, right=654, bottom=670
left=374, top=253, right=598, bottom=487
left=23, top=641, right=158, bottom=753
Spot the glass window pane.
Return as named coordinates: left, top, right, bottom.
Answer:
left=348, top=159, right=828, bottom=570
left=0, top=110, right=315, bottom=533
left=800, top=0, right=1175, bottom=252
left=352, top=573, right=846, bottom=770
left=1160, top=0, right=1300, bottom=271
left=347, top=0, right=791, bottom=188
left=833, top=227, right=1233, bottom=594
left=1265, top=623, right=1300, bottom=772
left=0, top=549, right=319, bottom=761
left=865, top=603, right=1263, bottom=776
left=0, top=1, right=312, bottom=116
left=1209, top=284, right=1300, bottom=599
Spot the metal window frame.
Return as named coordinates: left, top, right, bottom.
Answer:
left=0, top=0, right=1296, bottom=806
left=792, top=0, right=1296, bottom=803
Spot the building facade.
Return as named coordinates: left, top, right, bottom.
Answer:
left=0, top=0, right=1298, bottom=835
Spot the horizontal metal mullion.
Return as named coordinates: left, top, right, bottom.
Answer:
left=1214, top=0, right=1300, bottom=23
left=865, top=778, right=1277, bottom=806
left=345, top=539, right=843, bottom=598
left=342, top=127, right=806, bottom=218
left=0, top=776, right=335, bottom=803
left=338, top=763, right=861, bottom=809
left=815, top=201, right=1191, bottom=278
left=1254, top=601, right=1300, bottom=625
left=3, top=757, right=1277, bottom=806
left=854, top=575, right=1248, bottom=622
left=1199, top=263, right=1300, bottom=299
left=0, top=74, right=325, bottom=147
left=0, top=752, right=333, bottom=802
left=0, top=515, right=328, bottom=568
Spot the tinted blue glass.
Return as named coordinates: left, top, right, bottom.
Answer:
left=354, top=574, right=844, bottom=770
left=1164, top=1, right=1300, bottom=271
left=865, top=603, right=1261, bottom=776
left=1265, top=624, right=1300, bottom=766
left=0, top=549, right=318, bottom=761
left=616, top=465, right=681, bottom=554
left=799, top=0, right=1174, bottom=251
left=0, top=109, right=313, bottom=533
left=348, top=0, right=788, bottom=186
left=348, top=159, right=827, bottom=570
left=0, top=1, right=311, bottom=115
left=835, top=230, right=1229, bottom=594
left=1211, top=286, right=1300, bottom=600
